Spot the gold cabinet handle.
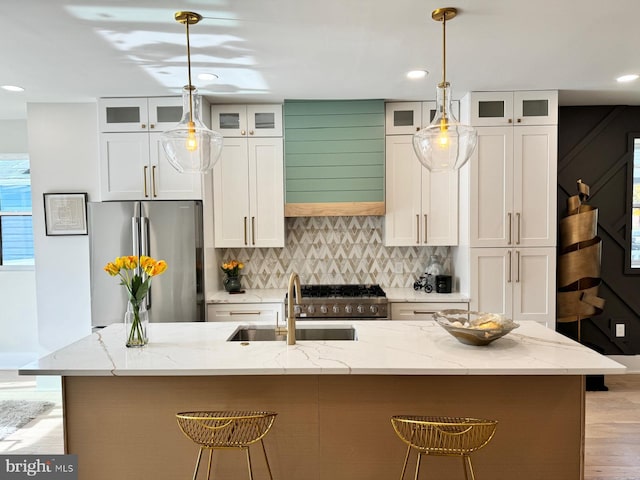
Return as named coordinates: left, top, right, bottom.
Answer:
left=516, top=212, right=521, bottom=245
left=416, top=215, right=420, bottom=244
left=229, top=311, right=261, bottom=316
left=143, top=166, right=149, bottom=198
left=251, top=216, right=256, bottom=245
left=508, top=118, right=513, bottom=124
left=517, top=118, right=522, bottom=123
left=507, top=213, right=512, bottom=245
left=150, top=124, right=155, bottom=129
left=152, top=165, right=157, bottom=198
left=249, top=130, right=254, bottom=135
left=243, top=217, right=248, bottom=245
left=507, top=250, right=512, bottom=283
left=424, top=214, right=428, bottom=244
left=241, top=130, right=246, bottom=136
left=516, top=250, right=520, bottom=283
left=141, top=123, right=146, bottom=129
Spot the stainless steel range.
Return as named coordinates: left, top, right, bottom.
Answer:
left=288, top=284, right=388, bottom=320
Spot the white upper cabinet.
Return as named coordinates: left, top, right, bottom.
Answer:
left=385, top=101, right=460, bottom=135
left=99, top=97, right=183, bottom=133
left=384, top=135, right=458, bottom=246
left=470, top=125, right=557, bottom=247
left=98, top=97, right=202, bottom=200
left=212, top=137, right=284, bottom=248
left=385, top=102, right=422, bottom=135
left=466, top=91, right=558, bottom=126
left=211, top=103, right=284, bottom=248
left=212, top=104, right=283, bottom=137
left=421, top=101, right=460, bottom=126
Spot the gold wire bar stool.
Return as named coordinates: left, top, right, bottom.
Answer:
left=391, top=416, right=497, bottom=480
left=176, top=411, right=277, bottom=480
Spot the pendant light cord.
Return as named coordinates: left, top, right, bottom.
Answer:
left=441, top=14, right=447, bottom=87
left=186, top=19, right=194, bottom=125
left=440, top=13, right=448, bottom=123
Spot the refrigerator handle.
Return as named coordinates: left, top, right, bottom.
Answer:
left=132, top=216, right=140, bottom=258
left=141, top=216, right=151, bottom=309
left=141, top=216, right=149, bottom=258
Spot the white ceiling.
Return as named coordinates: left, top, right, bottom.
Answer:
left=1, top=0, right=640, bottom=120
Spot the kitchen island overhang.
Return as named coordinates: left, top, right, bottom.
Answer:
left=20, top=321, right=625, bottom=480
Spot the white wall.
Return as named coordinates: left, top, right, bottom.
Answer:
left=28, top=103, right=99, bottom=353
left=0, top=270, right=38, bottom=356
left=0, top=119, right=28, bottom=152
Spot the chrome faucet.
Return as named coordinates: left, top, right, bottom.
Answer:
left=286, top=272, right=302, bottom=345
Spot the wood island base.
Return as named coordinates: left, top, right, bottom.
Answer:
left=63, top=374, right=584, bottom=480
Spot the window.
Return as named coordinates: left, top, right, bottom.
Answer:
left=0, top=154, right=33, bottom=266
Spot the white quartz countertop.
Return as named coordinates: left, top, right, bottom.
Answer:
left=207, top=289, right=286, bottom=303
left=384, top=288, right=469, bottom=302
left=20, top=321, right=625, bottom=377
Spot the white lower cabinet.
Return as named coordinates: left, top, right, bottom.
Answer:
left=390, top=302, right=469, bottom=321
left=206, top=303, right=284, bottom=324
left=470, top=247, right=556, bottom=326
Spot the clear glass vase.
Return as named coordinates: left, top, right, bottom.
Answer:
left=124, top=299, right=149, bottom=347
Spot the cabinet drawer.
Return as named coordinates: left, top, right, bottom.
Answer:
left=206, top=303, right=283, bottom=323
left=390, top=302, right=469, bottom=320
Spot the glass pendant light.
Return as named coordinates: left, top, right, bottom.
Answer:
left=161, top=11, right=223, bottom=174
left=413, top=7, right=477, bottom=172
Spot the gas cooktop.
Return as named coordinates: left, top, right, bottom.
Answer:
left=289, top=284, right=388, bottom=319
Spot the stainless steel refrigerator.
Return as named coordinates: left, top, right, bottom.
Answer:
left=88, top=200, right=204, bottom=326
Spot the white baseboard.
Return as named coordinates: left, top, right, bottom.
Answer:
left=608, top=355, right=640, bottom=374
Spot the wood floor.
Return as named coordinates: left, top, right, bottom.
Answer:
left=0, top=372, right=638, bottom=479
left=584, top=374, right=640, bottom=480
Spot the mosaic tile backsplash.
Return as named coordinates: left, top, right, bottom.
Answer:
left=217, top=216, right=450, bottom=289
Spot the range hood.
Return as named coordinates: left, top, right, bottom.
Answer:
left=284, top=99, right=385, bottom=217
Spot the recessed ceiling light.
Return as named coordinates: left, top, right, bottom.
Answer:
left=407, top=70, right=428, bottom=80
left=617, top=74, right=639, bottom=83
left=1, top=85, right=24, bottom=92
left=197, top=73, right=219, bottom=81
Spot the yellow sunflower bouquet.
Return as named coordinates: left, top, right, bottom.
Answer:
left=104, top=255, right=168, bottom=346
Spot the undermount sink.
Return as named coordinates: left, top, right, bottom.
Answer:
left=228, top=325, right=357, bottom=342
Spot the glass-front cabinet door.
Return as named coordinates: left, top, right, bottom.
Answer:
left=211, top=105, right=248, bottom=137
left=385, top=102, right=422, bottom=135
left=147, top=97, right=183, bottom=131
left=513, top=91, right=558, bottom=126
left=99, top=98, right=149, bottom=132
left=468, top=92, right=515, bottom=126
left=247, top=105, right=282, bottom=137
left=421, top=101, right=460, bottom=127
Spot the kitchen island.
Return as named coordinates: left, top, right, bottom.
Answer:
left=20, top=321, right=624, bottom=480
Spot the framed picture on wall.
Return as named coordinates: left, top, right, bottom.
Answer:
left=43, top=192, right=88, bottom=236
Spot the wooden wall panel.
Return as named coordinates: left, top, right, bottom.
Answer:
left=557, top=106, right=640, bottom=354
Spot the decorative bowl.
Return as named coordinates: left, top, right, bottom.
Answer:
left=433, top=309, right=520, bottom=346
